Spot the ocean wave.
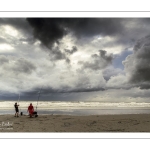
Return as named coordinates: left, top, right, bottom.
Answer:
left=0, top=101, right=150, bottom=109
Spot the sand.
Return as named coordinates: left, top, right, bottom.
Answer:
left=0, top=114, right=150, bottom=132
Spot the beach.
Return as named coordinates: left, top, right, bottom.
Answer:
left=0, top=114, right=150, bottom=132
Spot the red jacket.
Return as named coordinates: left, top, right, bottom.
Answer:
left=28, top=105, right=34, bottom=114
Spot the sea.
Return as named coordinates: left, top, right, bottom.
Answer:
left=1, top=101, right=150, bottom=115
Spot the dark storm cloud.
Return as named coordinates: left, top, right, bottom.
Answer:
left=67, top=87, right=105, bottom=92
left=0, top=18, right=32, bottom=33
left=49, top=46, right=70, bottom=63
left=64, top=46, right=78, bottom=55
left=65, top=18, right=123, bottom=38
left=50, top=47, right=66, bottom=60
left=123, top=35, right=150, bottom=89
left=23, top=85, right=105, bottom=98
left=130, top=35, right=150, bottom=83
left=138, top=83, right=150, bottom=89
left=27, top=18, right=124, bottom=48
left=79, top=50, right=113, bottom=70
left=27, top=18, right=67, bottom=49
left=26, top=18, right=125, bottom=62
left=27, top=18, right=150, bottom=66
left=0, top=18, right=35, bottom=46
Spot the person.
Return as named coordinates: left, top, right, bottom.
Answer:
left=27, top=103, right=34, bottom=118
left=14, top=102, right=19, bottom=117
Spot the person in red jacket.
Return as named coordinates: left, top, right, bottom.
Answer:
left=27, top=103, right=34, bottom=117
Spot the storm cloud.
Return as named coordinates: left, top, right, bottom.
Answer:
left=65, top=46, right=78, bottom=55
left=26, top=18, right=124, bottom=48
left=123, top=35, right=150, bottom=89
left=0, top=56, right=36, bottom=75
left=26, top=18, right=125, bottom=62
left=0, top=18, right=32, bottom=33
left=1, top=18, right=150, bottom=101
left=48, top=46, right=70, bottom=63
left=79, top=50, right=113, bottom=70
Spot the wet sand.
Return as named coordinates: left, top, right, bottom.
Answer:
left=0, top=114, right=150, bottom=132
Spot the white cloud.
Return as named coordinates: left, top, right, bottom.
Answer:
left=0, top=44, right=14, bottom=53
left=90, top=36, right=128, bottom=54
left=106, top=74, right=128, bottom=89
left=2, top=25, right=19, bottom=37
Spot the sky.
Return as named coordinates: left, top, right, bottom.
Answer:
left=0, top=18, right=150, bottom=102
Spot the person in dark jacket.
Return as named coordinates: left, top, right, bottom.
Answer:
left=14, top=102, right=19, bottom=117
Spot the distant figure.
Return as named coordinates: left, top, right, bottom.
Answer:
left=27, top=103, right=34, bottom=118
left=14, top=102, right=19, bottom=117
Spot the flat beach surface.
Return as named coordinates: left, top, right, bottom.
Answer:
left=1, top=114, right=150, bottom=132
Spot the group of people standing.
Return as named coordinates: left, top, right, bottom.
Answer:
left=14, top=103, right=35, bottom=117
